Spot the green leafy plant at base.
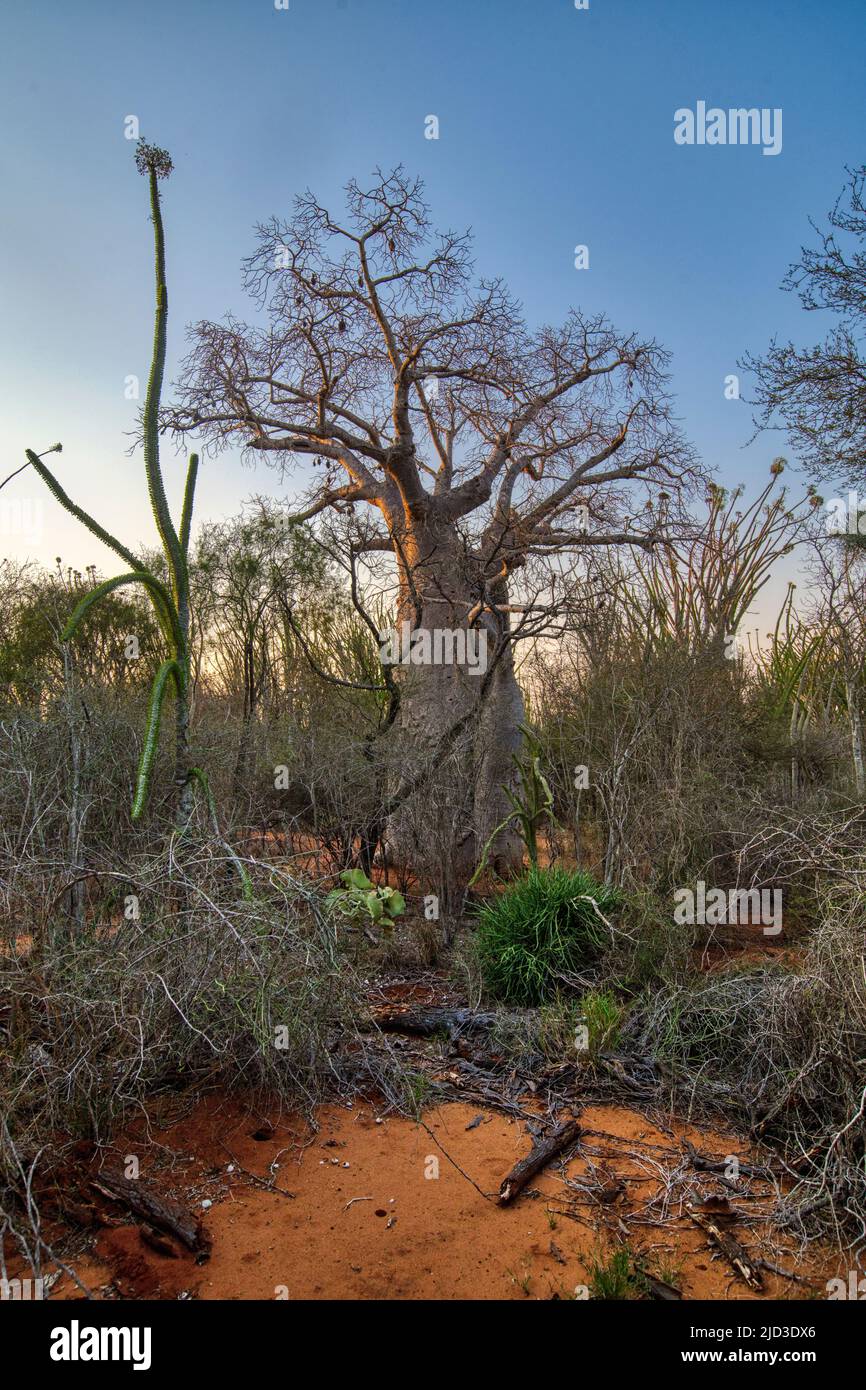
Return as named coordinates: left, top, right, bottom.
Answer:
left=473, top=867, right=619, bottom=1005
left=537, top=996, right=582, bottom=1060
left=535, top=991, right=623, bottom=1062
left=469, top=723, right=559, bottom=885
left=404, top=1070, right=433, bottom=1116
left=325, top=867, right=405, bottom=932
left=24, top=140, right=217, bottom=840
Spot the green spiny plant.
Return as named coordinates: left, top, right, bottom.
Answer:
left=469, top=723, right=559, bottom=885
left=747, top=583, right=829, bottom=729
left=25, top=140, right=200, bottom=827
left=625, top=463, right=811, bottom=658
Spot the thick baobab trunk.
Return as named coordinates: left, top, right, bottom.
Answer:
left=474, top=631, right=525, bottom=870
left=383, top=520, right=525, bottom=885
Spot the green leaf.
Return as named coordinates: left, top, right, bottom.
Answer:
left=341, top=868, right=373, bottom=891
left=364, top=891, right=384, bottom=921
left=381, top=889, right=406, bottom=918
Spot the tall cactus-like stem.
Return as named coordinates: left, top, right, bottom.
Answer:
left=26, top=140, right=201, bottom=828
left=141, top=156, right=184, bottom=602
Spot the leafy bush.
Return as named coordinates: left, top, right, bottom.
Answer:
left=473, top=867, right=618, bottom=1004
left=325, top=867, right=405, bottom=931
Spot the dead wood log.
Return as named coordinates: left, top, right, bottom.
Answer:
left=597, top=1053, right=659, bottom=1096
left=90, top=1169, right=211, bottom=1258
left=498, top=1119, right=581, bottom=1205
left=684, top=1140, right=766, bottom=1182
left=372, top=1007, right=498, bottom=1038
left=686, top=1202, right=763, bottom=1290
left=642, top=1271, right=683, bottom=1301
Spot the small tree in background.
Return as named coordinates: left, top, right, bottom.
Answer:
left=744, top=164, right=866, bottom=483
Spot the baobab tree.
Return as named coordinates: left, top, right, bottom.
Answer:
left=170, top=168, right=696, bottom=877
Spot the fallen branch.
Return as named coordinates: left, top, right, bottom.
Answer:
left=683, top=1140, right=768, bottom=1181
left=90, top=1169, right=211, bottom=1258
left=596, top=1054, right=659, bottom=1098
left=139, top=1224, right=179, bottom=1259
left=755, top=1257, right=812, bottom=1286
left=371, top=1007, right=498, bottom=1039
left=498, top=1119, right=581, bottom=1205
left=220, top=1144, right=296, bottom=1201
left=640, top=1269, right=683, bottom=1301
left=686, top=1201, right=762, bottom=1290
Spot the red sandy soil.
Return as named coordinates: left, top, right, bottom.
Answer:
left=45, top=1093, right=841, bottom=1302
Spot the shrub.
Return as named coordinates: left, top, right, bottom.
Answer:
left=325, top=867, right=405, bottom=933
left=534, top=988, right=624, bottom=1060
left=536, top=997, right=582, bottom=1060
left=0, top=845, right=409, bottom=1277
left=473, top=867, right=618, bottom=1005
left=605, top=888, right=695, bottom=994
left=623, top=877, right=866, bottom=1242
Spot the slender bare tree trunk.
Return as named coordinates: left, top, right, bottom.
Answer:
left=789, top=704, right=801, bottom=804
left=844, top=676, right=866, bottom=799
left=62, top=644, right=87, bottom=933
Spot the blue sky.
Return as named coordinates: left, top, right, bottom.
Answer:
left=2, top=0, right=864, bottom=626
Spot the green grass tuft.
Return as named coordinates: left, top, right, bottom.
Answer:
left=473, top=867, right=618, bottom=1005
left=588, top=1244, right=642, bottom=1300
